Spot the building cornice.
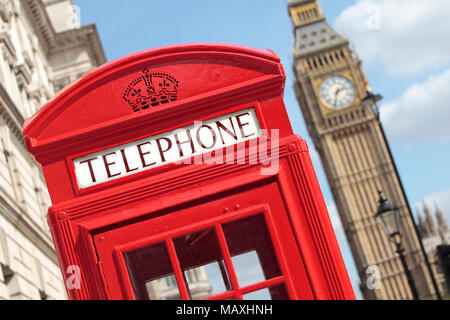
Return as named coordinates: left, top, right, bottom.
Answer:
left=22, top=1, right=106, bottom=66
left=49, top=24, right=106, bottom=66
left=0, top=31, right=16, bottom=67
left=22, top=0, right=56, bottom=53
left=0, top=82, right=25, bottom=146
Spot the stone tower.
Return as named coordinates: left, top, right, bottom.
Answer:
left=434, top=202, right=449, bottom=242
left=288, top=0, right=437, bottom=299
left=417, top=202, right=450, bottom=295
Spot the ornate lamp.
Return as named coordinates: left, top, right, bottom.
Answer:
left=361, top=87, right=383, bottom=118
left=375, top=190, right=401, bottom=241
left=375, top=190, right=419, bottom=300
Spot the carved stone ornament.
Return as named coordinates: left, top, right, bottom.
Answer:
left=0, top=32, right=16, bottom=67
left=0, top=0, right=13, bottom=23
left=15, top=62, right=32, bottom=89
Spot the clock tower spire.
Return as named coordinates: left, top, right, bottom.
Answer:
left=289, top=0, right=440, bottom=299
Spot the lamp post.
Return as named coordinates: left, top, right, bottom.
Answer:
left=376, top=190, right=419, bottom=300
left=362, top=89, right=442, bottom=300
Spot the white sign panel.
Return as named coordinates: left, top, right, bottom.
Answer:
left=73, top=108, right=261, bottom=189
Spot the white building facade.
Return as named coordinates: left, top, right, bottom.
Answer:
left=0, top=0, right=105, bottom=299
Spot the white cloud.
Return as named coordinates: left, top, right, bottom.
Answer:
left=335, top=0, right=450, bottom=75
left=380, top=68, right=450, bottom=142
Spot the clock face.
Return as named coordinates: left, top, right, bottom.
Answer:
left=319, top=75, right=355, bottom=109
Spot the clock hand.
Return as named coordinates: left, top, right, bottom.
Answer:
left=333, top=88, right=341, bottom=107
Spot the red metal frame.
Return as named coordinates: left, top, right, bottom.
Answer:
left=22, top=44, right=355, bottom=300
left=95, top=182, right=311, bottom=300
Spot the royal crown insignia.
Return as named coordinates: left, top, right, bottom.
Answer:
left=123, top=69, right=179, bottom=112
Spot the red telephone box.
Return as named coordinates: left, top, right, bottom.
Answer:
left=23, top=44, right=354, bottom=300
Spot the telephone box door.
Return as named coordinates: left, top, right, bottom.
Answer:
left=94, top=181, right=314, bottom=300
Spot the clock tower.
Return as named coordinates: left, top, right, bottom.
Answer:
left=288, top=0, right=438, bottom=299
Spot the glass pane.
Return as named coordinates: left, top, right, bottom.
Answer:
left=380, top=210, right=400, bottom=237
left=243, top=283, right=289, bottom=300
left=146, top=274, right=180, bottom=300
left=124, top=242, right=180, bottom=300
left=222, top=214, right=282, bottom=285
left=183, top=261, right=229, bottom=298
left=243, top=288, right=271, bottom=300
left=174, top=228, right=230, bottom=299
left=231, top=251, right=265, bottom=287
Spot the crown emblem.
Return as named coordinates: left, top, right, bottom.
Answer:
left=123, top=69, right=179, bottom=112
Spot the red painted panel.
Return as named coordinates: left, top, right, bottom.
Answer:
left=94, top=182, right=314, bottom=300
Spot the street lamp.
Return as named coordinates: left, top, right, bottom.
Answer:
left=363, top=88, right=442, bottom=300
left=362, top=90, right=383, bottom=119
left=375, top=190, right=419, bottom=300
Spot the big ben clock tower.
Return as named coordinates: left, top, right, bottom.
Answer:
left=288, top=0, right=438, bottom=299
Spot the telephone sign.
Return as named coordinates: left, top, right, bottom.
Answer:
left=73, top=108, right=261, bottom=189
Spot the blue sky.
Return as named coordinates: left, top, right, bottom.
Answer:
left=73, top=0, right=450, bottom=299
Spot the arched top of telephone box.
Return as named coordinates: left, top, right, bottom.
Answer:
left=23, top=43, right=287, bottom=163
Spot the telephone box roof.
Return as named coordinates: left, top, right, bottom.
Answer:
left=23, top=43, right=286, bottom=161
